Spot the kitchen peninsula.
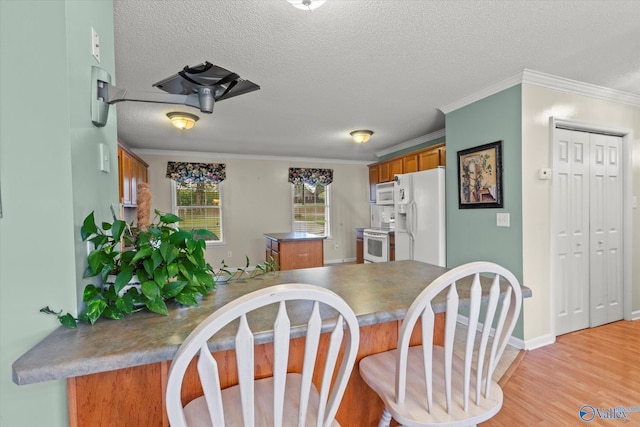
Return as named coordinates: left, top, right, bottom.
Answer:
left=264, top=232, right=325, bottom=270
left=13, top=261, right=531, bottom=427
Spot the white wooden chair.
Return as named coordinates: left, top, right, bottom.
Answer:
left=359, top=262, right=522, bottom=427
left=165, top=283, right=360, bottom=427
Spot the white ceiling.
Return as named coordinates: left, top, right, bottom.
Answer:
left=113, top=0, right=640, bottom=162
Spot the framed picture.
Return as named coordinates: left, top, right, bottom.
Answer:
left=457, top=140, right=503, bottom=209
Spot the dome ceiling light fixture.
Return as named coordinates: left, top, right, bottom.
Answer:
left=167, top=112, right=199, bottom=130
left=287, top=0, right=326, bottom=11
left=350, top=130, right=374, bottom=144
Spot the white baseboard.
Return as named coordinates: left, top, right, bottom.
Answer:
left=631, top=310, right=640, bottom=321
left=456, top=314, right=526, bottom=350
left=523, top=334, right=556, bottom=350
left=324, top=257, right=356, bottom=264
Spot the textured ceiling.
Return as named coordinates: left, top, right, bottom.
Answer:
left=113, top=0, right=640, bottom=161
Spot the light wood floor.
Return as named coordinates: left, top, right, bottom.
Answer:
left=482, top=320, right=640, bottom=426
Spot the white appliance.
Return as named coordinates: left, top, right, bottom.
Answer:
left=394, top=167, right=446, bottom=267
left=375, top=182, right=395, bottom=205
left=363, top=229, right=391, bottom=263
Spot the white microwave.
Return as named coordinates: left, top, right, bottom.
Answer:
left=375, top=182, right=395, bottom=205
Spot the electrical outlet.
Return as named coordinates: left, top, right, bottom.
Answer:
left=91, top=27, right=100, bottom=63
left=496, top=213, right=510, bottom=227
left=227, top=251, right=232, bottom=258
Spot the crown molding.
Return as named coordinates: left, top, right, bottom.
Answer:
left=375, top=128, right=446, bottom=158
left=521, top=69, right=640, bottom=106
left=439, top=71, right=523, bottom=114
left=439, top=68, right=640, bottom=114
left=133, top=148, right=372, bottom=165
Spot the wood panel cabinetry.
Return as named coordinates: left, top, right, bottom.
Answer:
left=265, top=233, right=324, bottom=271
left=368, top=143, right=445, bottom=202
left=356, top=229, right=364, bottom=264
left=118, top=142, right=148, bottom=207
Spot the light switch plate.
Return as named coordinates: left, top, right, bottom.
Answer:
left=497, top=213, right=510, bottom=227
left=91, top=27, right=100, bottom=63
left=99, top=143, right=110, bottom=173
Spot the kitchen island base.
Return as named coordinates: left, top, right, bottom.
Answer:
left=66, top=317, right=444, bottom=427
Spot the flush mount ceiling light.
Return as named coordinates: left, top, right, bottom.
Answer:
left=287, top=0, right=326, bottom=11
left=167, top=112, right=199, bottom=130
left=350, top=130, right=373, bottom=144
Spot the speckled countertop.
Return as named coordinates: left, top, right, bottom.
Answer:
left=12, top=260, right=531, bottom=385
left=264, top=232, right=327, bottom=241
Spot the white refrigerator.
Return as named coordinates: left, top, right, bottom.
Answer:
left=393, top=167, right=446, bottom=267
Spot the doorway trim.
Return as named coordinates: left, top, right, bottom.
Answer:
left=549, top=117, right=634, bottom=337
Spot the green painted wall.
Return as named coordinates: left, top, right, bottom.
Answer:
left=0, top=1, right=116, bottom=425
left=444, top=85, right=524, bottom=338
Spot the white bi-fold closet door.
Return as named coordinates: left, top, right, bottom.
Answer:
left=553, top=128, right=623, bottom=336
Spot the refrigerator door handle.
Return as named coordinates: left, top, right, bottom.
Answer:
left=409, top=201, right=418, bottom=240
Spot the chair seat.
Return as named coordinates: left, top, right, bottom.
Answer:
left=360, top=345, right=503, bottom=427
left=184, top=373, right=341, bottom=427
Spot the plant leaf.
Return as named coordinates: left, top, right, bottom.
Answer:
left=81, top=212, right=98, bottom=241
left=83, top=284, right=100, bottom=302
left=85, top=299, right=107, bottom=324
left=146, top=297, right=168, bottom=315
left=159, top=212, right=181, bottom=224
left=175, top=291, right=198, bottom=306
left=141, top=280, right=160, bottom=299
left=114, top=269, right=134, bottom=294
left=131, top=246, right=153, bottom=264
left=59, top=313, right=78, bottom=329
left=110, top=219, right=127, bottom=242
left=117, top=293, right=134, bottom=313
left=162, top=280, right=187, bottom=298
left=103, top=305, right=125, bottom=320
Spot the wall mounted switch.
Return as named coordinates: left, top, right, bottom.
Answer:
left=99, top=143, right=110, bottom=173
left=538, top=168, right=551, bottom=180
left=91, top=27, right=100, bottom=63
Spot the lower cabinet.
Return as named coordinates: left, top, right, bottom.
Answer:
left=265, top=235, right=324, bottom=270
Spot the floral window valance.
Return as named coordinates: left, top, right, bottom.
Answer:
left=166, top=162, right=226, bottom=184
left=288, top=168, right=333, bottom=187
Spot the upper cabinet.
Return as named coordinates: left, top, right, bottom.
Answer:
left=368, top=143, right=445, bottom=202
left=118, top=141, right=149, bottom=207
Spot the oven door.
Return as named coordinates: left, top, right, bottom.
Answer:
left=363, top=230, right=389, bottom=263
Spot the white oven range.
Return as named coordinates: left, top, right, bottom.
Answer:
left=363, top=229, right=391, bottom=263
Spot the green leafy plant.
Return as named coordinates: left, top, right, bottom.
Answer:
left=43, top=210, right=216, bottom=328
left=213, top=255, right=279, bottom=283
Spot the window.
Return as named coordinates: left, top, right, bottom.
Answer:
left=292, top=183, right=330, bottom=237
left=173, top=181, right=223, bottom=243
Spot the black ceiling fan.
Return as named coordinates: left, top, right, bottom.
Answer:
left=91, top=62, right=260, bottom=127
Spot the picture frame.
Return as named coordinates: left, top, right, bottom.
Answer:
left=457, top=140, right=503, bottom=209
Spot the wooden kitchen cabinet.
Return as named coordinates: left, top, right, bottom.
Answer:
left=403, top=153, right=419, bottom=173
left=368, top=164, right=379, bottom=202
left=418, top=145, right=446, bottom=171
left=118, top=141, right=149, bottom=207
left=265, top=233, right=325, bottom=271
left=367, top=142, right=445, bottom=191
left=356, top=229, right=364, bottom=264
left=378, top=158, right=403, bottom=183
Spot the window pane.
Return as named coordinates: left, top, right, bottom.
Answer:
left=175, top=181, right=222, bottom=242
left=292, top=183, right=329, bottom=237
